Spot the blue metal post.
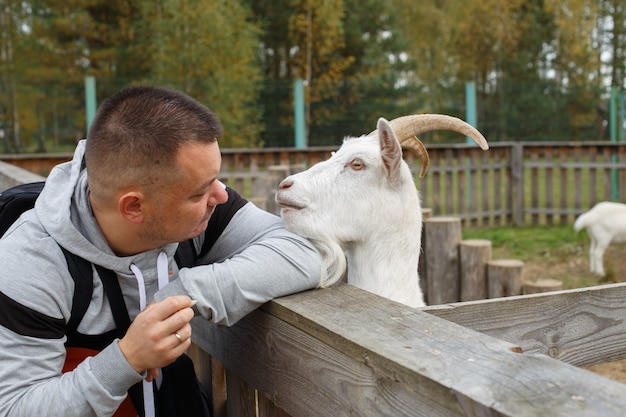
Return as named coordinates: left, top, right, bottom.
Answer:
left=465, top=81, right=477, bottom=143
left=465, top=82, right=478, bottom=208
left=85, top=76, right=97, bottom=133
left=293, top=79, right=306, bottom=148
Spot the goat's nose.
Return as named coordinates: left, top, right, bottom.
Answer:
left=278, top=178, right=293, bottom=189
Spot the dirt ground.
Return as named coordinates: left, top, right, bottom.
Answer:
left=519, top=244, right=626, bottom=385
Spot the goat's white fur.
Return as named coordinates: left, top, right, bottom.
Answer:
left=276, top=118, right=426, bottom=307
left=574, top=202, right=626, bottom=276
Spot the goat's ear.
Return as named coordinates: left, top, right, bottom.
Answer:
left=377, top=118, right=403, bottom=183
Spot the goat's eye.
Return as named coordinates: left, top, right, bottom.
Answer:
left=349, top=159, right=365, bottom=170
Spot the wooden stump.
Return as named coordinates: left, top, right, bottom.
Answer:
left=524, top=278, right=563, bottom=294
left=423, top=216, right=462, bottom=305
left=459, top=239, right=492, bottom=301
left=487, top=259, right=524, bottom=298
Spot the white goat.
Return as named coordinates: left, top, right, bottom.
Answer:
left=276, top=115, right=489, bottom=307
left=574, top=202, right=626, bottom=276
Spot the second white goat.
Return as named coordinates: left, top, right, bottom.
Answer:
left=276, top=115, right=488, bottom=307
left=574, top=202, right=626, bottom=276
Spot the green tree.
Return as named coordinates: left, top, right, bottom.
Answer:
left=13, top=0, right=139, bottom=152
left=0, top=0, right=30, bottom=152
left=393, top=0, right=468, bottom=114
left=600, top=0, right=626, bottom=88
left=324, top=0, right=417, bottom=140
left=135, top=0, right=264, bottom=148
left=547, top=0, right=603, bottom=137
left=249, top=0, right=413, bottom=146
left=247, top=0, right=355, bottom=146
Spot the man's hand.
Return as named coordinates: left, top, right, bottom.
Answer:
left=118, top=296, right=194, bottom=376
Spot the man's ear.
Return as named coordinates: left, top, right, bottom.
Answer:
left=118, top=191, right=144, bottom=224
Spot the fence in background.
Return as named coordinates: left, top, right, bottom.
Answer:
left=3, top=140, right=626, bottom=226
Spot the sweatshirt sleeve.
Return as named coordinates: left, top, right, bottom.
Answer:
left=0, top=230, right=144, bottom=417
left=155, top=202, right=322, bottom=326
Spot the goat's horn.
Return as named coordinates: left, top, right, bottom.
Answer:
left=401, top=136, right=429, bottom=178
left=396, top=114, right=489, bottom=149
left=373, top=114, right=489, bottom=150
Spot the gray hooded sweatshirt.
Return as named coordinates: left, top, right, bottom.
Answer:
left=0, top=141, right=322, bottom=416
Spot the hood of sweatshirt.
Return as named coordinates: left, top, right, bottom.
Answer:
left=35, top=140, right=179, bottom=308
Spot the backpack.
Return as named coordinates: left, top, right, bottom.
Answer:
left=0, top=181, right=248, bottom=417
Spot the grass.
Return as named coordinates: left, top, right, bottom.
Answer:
left=462, top=224, right=626, bottom=290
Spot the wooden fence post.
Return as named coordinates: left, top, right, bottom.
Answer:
left=459, top=239, right=492, bottom=301
left=487, top=259, right=524, bottom=298
left=423, top=216, right=462, bottom=305
left=510, top=142, right=524, bottom=226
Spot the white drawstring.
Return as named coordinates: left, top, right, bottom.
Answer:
left=130, top=251, right=170, bottom=417
left=157, top=252, right=169, bottom=290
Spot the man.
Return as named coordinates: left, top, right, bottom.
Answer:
left=0, top=86, right=322, bottom=416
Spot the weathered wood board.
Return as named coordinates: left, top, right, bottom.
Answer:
left=192, top=284, right=626, bottom=417
left=425, top=282, right=626, bottom=367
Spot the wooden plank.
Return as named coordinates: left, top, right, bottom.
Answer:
left=424, top=282, right=626, bottom=366
left=545, top=148, right=554, bottom=224
left=493, top=149, right=503, bottom=226
left=589, top=145, right=597, bottom=206
left=510, top=143, right=524, bottom=226
left=573, top=146, right=582, bottom=212
left=468, top=151, right=477, bottom=221
left=559, top=146, right=568, bottom=225
left=481, top=150, right=489, bottom=226
left=432, top=153, right=441, bottom=215
left=456, top=151, right=466, bottom=223
left=603, top=146, right=612, bottom=200
left=530, top=149, right=539, bottom=225
left=192, top=285, right=626, bottom=417
left=445, top=149, right=454, bottom=215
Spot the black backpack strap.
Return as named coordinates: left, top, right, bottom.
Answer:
left=199, top=187, right=247, bottom=258
left=61, top=247, right=94, bottom=336
left=174, top=239, right=196, bottom=269
left=174, top=187, right=247, bottom=268
left=62, top=248, right=130, bottom=346
left=94, top=265, right=131, bottom=337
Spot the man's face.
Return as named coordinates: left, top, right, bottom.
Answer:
left=140, top=140, right=229, bottom=246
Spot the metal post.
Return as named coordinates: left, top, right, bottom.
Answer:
left=293, top=79, right=306, bottom=149
left=465, top=82, right=477, bottom=144
left=465, top=82, right=478, bottom=210
left=85, top=76, right=97, bottom=133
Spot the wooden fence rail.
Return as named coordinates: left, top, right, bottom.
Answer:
left=191, top=284, right=626, bottom=417
left=4, top=141, right=626, bottom=226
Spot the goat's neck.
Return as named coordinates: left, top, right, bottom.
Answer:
left=344, top=234, right=424, bottom=307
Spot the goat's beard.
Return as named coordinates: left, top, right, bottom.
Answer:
left=309, top=237, right=346, bottom=288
